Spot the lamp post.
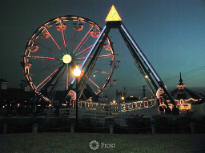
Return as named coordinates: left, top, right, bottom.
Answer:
left=73, top=65, right=81, bottom=132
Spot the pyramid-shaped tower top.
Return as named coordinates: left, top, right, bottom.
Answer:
left=179, top=72, right=183, bottom=85
left=105, top=5, right=122, bottom=22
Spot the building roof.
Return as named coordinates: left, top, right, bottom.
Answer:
left=125, top=95, right=139, bottom=102
left=171, top=88, right=204, bottom=100
left=0, top=88, right=35, bottom=101
left=170, top=73, right=205, bottom=100
left=0, top=84, right=97, bottom=104
left=192, top=98, right=205, bottom=105
left=0, top=78, right=8, bottom=83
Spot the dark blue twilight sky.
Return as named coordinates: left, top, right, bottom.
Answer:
left=0, top=0, right=205, bottom=100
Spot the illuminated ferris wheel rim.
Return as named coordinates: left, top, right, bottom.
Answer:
left=23, top=15, right=116, bottom=101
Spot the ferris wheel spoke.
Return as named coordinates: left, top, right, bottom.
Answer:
left=72, top=26, right=93, bottom=55
left=24, top=55, right=61, bottom=61
left=70, top=31, right=77, bottom=55
left=30, top=62, right=62, bottom=74
left=44, top=28, right=65, bottom=54
left=74, top=45, right=93, bottom=58
left=66, top=65, right=71, bottom=90
left=87, top=76, right=100, bottom=90
left=49, top=67, right=67, bottom=100
left=75, top=54, right=118, bottom=61
left=59, top=20, right=68, bottom=53
left=36, top=68, right=60, bottom=90
left=34, top=41, right=61, bottom=57
left=76, top=62, right=109, bottom=75
left=92, top=67, right=109, bottom=75
left=87, top=83, right=97, bottom=95
left=97, top=54, right=118, bottom=58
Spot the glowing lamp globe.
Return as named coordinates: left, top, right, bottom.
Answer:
left=73, top=66, right=81, bottom=77
left=62, top=54, right=72, bottom=63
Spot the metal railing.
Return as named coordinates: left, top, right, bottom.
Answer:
left=59, top=103, right=158, bottom=126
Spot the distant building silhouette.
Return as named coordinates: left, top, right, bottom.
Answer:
left=168, top=72, right=205, bottom=113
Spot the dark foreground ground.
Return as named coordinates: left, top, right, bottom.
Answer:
left=0, top=133, right=205, bottom=153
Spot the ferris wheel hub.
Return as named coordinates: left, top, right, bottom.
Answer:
left=62, top=54, right=72, bottom=63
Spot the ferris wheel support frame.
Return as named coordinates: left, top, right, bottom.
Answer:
left=119, top=22, right=174, bottom=107
left=119, top=25, right=158, bottom=96
left=79, top=21, right=176, bottom=108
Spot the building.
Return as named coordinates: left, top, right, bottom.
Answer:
left=122, top=73, right=205, bottom=114
left=169, top=73, right=205, bottom=113
left=0, top=78, right=99, bottom=108
left=0, top=79, right=8, bottom=90
left=191, top=98, right=205, bottom=115
left=0, top=79, right=36, bottom=114
left=125, top=95, right=139, bottom=102
left=123, top=95, right=156, bottom=110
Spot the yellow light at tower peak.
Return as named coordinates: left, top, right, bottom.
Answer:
left=105, top=5, right=122, bottom=22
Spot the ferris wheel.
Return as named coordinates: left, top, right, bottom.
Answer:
left=23, top=15, right=117, bottom=102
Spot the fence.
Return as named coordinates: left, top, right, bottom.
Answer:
left=1, top=114, right=205, bottom=134
left=59, top=104, right=158, bottom=126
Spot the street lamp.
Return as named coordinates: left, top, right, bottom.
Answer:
left=73, top=65, right=81, bottom=131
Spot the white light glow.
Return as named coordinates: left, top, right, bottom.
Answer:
left=73, top=66, right=81, bottom=77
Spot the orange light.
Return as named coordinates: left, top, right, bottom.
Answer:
left=177, top=84, right=185, bottom=89
left=105, top=5, right=122, bottom=22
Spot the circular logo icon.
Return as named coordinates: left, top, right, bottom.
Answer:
left=89, top=140, right=100, bottom=150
